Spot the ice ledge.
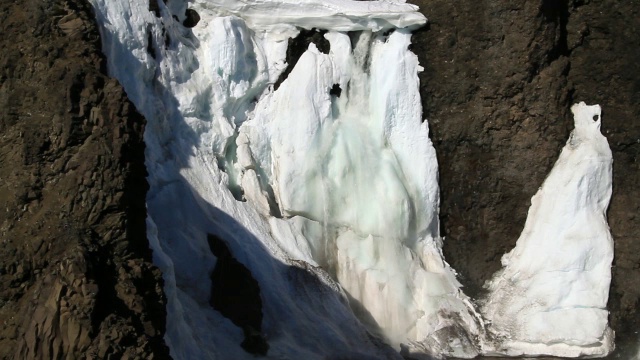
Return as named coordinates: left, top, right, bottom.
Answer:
left=194, top=0, right=427, bottom=31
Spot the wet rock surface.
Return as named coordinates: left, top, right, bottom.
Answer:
left=0, top=0, right=170, bottom=358
left=409, top=0, right=639, bottom=357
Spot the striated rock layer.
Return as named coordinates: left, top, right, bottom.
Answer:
left=0, top=0, right=169, bottom=358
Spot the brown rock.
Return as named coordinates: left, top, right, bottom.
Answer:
left=0, top=0, right=170, bottom=359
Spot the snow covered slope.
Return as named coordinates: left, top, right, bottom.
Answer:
left=88, top=0, right=615, bottom=358
left=481, top=102, right=615, bottom=357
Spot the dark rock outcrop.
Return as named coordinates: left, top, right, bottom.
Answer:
left=330, top=84, right=343, bottom=98
left=0, top=0, right=170, bottom=358
left=183, top=8, right=200, bottom=29
left=208, top=234, right=269, bottom=356
left=410, top=0, right=639, bottom=357
left=274, top=28, right=331, bottom=90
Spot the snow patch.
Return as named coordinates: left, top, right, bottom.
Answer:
left=481, top=102, right=615, bottom=357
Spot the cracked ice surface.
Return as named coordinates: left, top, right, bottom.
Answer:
left=481, top=102, right=615, bottom=358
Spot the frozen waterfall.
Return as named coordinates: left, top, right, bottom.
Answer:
left=89, top=0, right=614, bottom=358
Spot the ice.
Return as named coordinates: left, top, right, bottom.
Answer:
left=88, top=0, right=614, bottom=358
left=240, top=26, right=482, bottom=357
left=481, top=102, right=615, bottom=357
left=192, top=0, right=426, bottom=32
left=89, top=0, right=479, bottom=356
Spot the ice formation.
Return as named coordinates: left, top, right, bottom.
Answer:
left=481, top=103, right=615, bottom=357
left=89, top=0, right=484, bottom=358
left=88, top=0, right=615, bottom=358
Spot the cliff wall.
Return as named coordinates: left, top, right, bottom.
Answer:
left=0, top=0, right=170, bottom=358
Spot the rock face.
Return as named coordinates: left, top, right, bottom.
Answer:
left=0, top=0, right=169, bottom=358
left=409, top=0, right=639, bottom=357
left=207, top=234, right=268, bottom=356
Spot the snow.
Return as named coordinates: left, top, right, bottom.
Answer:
left=481, top=102, right=615, bottom=357
left=192, top=0, right=426, bottom=31
left=88, top=0, right=615, bottom=358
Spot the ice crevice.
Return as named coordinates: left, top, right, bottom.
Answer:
left=89, top=0, right=614, bottom=358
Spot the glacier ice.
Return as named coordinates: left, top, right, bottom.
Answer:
left=88, top=0, right=482, bottom=357
left=242, top=27, right=484, bottom=356
left=191, top=0, right=427, bottom=32
left=88, top=0, right=615, bottom=358
left=481, top=102, right=615, bottom=357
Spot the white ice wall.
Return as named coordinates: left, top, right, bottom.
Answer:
left=241, top=27, right=483, bottom=356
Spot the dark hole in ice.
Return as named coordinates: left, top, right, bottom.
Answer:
left=183, top=8, right=200, bottom=28
left=274, top=28, right=331, bottom=90
left=160, top=26, right=171, bottom=48
left=148, top=0, right=160, bottom=17
left=208, top=234, right=269, bottom=355
left=146, top=27, right=157, bottom=59
left=329, top=83, right=342, bottom=97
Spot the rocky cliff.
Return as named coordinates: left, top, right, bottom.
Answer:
left=0, top=0, right=169, bottom=358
